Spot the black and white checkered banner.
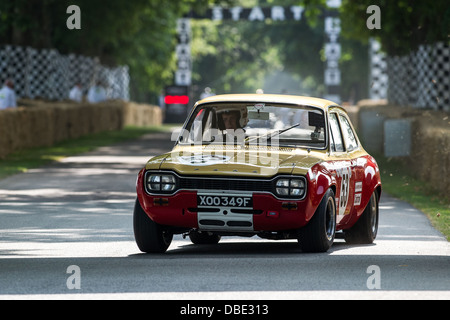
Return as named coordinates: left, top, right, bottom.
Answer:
left=387, top=42, right=449, bottom=111
left=368, top=38, right=388, bottom=100
left=0, top=45, right=130, bottom=101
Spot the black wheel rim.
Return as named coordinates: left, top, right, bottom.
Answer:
left=325, top=197, right=336, bottom=241
left=370, top=193, right=378, bottom=235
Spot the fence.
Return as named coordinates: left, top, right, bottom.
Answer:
left=0, top=45, right=129, bottom=101
left=369, top=41, right=449, bottom=111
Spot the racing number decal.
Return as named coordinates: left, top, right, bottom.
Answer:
left=340, top=172, right=349, bottom=213
left=336, top=166, right=351, bottom=215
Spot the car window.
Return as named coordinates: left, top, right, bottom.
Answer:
left=180, top=103, right=326, bottom=149
left=339, top=115, right=358, bottom=152
left=329, top=113, right=344, bottom=152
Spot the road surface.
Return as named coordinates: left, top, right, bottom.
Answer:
left=0, top=131, right=449, bottom=300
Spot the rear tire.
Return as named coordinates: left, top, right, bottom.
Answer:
left=298, top=189, right=336, bottom=253
left=133, top=199, right=173, bottom=253
left=344, top=191, right=379, bottom=244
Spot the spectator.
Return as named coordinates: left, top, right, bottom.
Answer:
left=87, top=81, right=107, bottom=103
left=158, top=89, right=166, bottom=114
left=0, top=79, right=17, bottom=110
left=69, top=83, right=83, bottom=102
left=200, top=87, right=215, bottom=100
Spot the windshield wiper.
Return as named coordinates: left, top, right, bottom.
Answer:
left=267, top=123, right=301, bottom=141
left=245, top=123, right=300, bottom=144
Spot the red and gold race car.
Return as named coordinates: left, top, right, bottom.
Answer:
left=134, top=94, right=381, bottom=253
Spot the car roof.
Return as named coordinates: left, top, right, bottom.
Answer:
left=196, top=94, right=339, bottom=111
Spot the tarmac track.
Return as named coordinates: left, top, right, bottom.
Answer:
left=0, top=131, right=449, bottom=300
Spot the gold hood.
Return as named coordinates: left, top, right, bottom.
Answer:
left=145, top=144, right=325, bottom=178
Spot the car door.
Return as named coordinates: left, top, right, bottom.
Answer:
left=328, top=111, right=353, bottom=223
left=337, top=112, right=363, bottom=216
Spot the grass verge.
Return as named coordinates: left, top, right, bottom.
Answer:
left=376, top=154, right=450, bottom=241
left=0, top=125, right=174, bottom=180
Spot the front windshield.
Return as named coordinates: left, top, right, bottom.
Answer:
left=178, top=103, right=326, bottom=149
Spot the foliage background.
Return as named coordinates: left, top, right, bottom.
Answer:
left=1, top=0, right=448, bottom=103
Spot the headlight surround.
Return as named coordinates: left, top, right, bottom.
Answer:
left=274, top=177, right=306, bottom=199
left=146, top=172, right=177, bottom=193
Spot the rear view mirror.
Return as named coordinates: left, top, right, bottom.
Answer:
left=248, top=111, right=269, bottom=120
left=308, top=112, right=324, bottom=128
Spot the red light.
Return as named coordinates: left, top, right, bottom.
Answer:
left=165, top=95, right=189, bottom=105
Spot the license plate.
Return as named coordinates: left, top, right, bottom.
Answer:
left=197, top=195, right=253, bottom=208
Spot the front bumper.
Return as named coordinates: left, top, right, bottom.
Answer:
left=136, top=169, right=316, bottom=233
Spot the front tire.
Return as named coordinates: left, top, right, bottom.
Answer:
left=133, top=198, right=173, bottom=253
left=298, top=189, right=336, bottom=253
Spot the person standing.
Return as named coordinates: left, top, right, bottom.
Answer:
left=200, top=87, right=215, bottom=100
left=0, top=79, right=17, bottom=110
left=87, top=81, right=107, bottom=103
left=69, top=83, right=83, bottom=102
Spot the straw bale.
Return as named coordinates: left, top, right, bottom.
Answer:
left=358, top=102, right=450, bottom=197
left=0, top=109, right=15, bottom=158
left=0, top=99, right=162, bottom=159
left=124, top=102, right=162, bottom=127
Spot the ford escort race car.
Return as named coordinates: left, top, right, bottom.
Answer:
left=134, top=94, right=381, bottom=253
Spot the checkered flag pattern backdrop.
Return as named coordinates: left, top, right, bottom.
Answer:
left=369, top=39, right=388, bottom=100
left=0, top=45, right=129, bottom=101
left=387, top=42, right=449, bottom=111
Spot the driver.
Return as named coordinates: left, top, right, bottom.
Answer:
left=221, top=110, right=240, bottom=130
left=218, top=107, right=248, bottom=131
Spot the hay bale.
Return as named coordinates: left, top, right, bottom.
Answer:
left=0, top=109, right=15, bottom=158
left=404, top=111, right=450, bottom=197
left=0, top=99, right=162, bottom=159
left=357, top=103, right=450, bottom=197
left=123, top=102, right=162, bottom=127
left=53, top=104, right=71, bottom=143
left=96, top=101, right=125, bottom=131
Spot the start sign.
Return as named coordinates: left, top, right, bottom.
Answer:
left=190, top=6, right=305, bottom=22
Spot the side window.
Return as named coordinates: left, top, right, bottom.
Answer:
left=329, top=113, right=344, bottom=152
left=339, top=115, right=358, bottom=152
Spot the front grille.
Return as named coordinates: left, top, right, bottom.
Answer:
left=179, top=176, right=273, bottom=192
left=144, top=170, right=307, bottom=200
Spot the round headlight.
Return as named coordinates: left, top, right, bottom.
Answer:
left=146, top=173, right=177, bottom=193
left=276, top=179, right=290, bottom=196
left=290, top=179, right=304, bottom=188
left=274, top=177, right=306, bottom=198
left=276, top=179, right=290, bottom=187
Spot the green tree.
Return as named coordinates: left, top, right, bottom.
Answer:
left=340, top=0, right=450, bottom=56
left=0, top=0, right=214, bottom=102
left=191, top=0, right=370, bottom=102
left=191, top=0, right=329, bottom=97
